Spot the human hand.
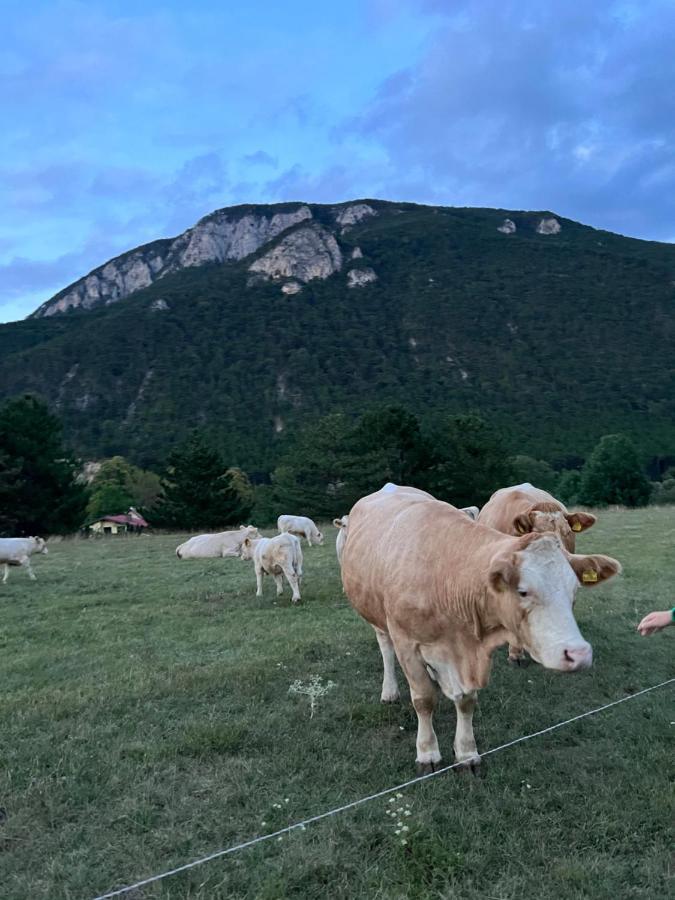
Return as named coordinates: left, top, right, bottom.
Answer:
left=637, top=609, right=673, bottom=636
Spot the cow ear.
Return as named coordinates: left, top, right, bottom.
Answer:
left=333, top=518, right=341, bottom=528
left=243, top=537, right=251, bottom=547
left=568, top=553, right=622, bottom=586
left=489, top=554, right=519, bottom=593
left=566, top=512, right=596, bottom=533
left=513, top=512, right=534, bottom=536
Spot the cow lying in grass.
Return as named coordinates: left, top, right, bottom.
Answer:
left=0, top=537, right=48, bottom=583
left=341, top=483, right=621, bottom=774
left=176, top=525, right=260, bottom=559
left=239, top=533, right=303, bottom=603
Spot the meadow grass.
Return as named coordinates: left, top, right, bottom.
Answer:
left=0, top=509, right=673, bottom=899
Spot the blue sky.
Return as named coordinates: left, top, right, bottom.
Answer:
left=1, top=0, right=674, bottom=322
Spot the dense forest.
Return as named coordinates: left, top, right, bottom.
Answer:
left=1, top=200, right=674, bottom=475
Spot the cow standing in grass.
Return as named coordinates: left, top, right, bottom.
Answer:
left=0, top=537, right=48, bottom=583
left=240, top=533, right=303, bottom=603
left=341, top=484, right=621, bottom=773
left=277, top=515, right=323, bottom=546
left=333, top=515, right=349, bottom=564
left=478, top=483, right=597, bottom=664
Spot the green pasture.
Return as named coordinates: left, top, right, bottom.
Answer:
left=0, top=509, right=673, bottom=899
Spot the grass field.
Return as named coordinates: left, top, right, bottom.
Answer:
left=0, top=509, right=673, bottom=899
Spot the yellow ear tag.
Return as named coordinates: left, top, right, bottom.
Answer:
left=572, top=522, right=582, bottom=532
left=582, top=569, right=598, bottom=583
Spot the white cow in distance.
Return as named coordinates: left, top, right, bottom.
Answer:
left=239, top=533, right=303, bottom=603
left=176, top=525, right=261, bottom=559
left=333, top=515, right=349, bottom=563
left=277, top=515, right=323, bottom=546
left=0, top=537, right=48, bottom=583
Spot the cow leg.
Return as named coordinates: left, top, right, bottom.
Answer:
left=373, top=627, right=399, bottom=702
left=25, top=559, right=36, bottom=581
left=282, top=566, right=301, bottom=603
left=273, top=573, right=284, bottom=596
left=452, top=691, right=481, bottom=773
left=2, top=563, right=8, bottom=584
left=391, top=636, right=441, bottom=772
left=254, top=563, right=264, bottom=597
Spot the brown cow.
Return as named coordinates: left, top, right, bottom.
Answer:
left=341, top=484, right=621, bottom=774
left=478, top=483, right=597, bottom=664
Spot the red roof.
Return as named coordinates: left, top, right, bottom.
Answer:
left=99, top=513, right=149, bottom=527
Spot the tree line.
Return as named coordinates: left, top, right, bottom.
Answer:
left=0, top=394, right=667, bottom=537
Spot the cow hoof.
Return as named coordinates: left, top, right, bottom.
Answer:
left=416, top=760, right=440, bottom=776
left=455, top=757, right=484, bottom=777
left=380, top=693, right=400, bottom=704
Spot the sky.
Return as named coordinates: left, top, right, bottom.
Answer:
left=1, top=0, right=674, bottom=323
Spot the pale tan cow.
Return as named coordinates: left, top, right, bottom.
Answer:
left=239, top=533, right=303, bottom=603
left=278, top=515, right=323, bottom=546
left=176, top=525, right=261, bottom=559
left=341, top=483, right=620, bottom=774
left=333, top=515, right=349, bottom=564
left=478, top=483, right=597, bottom=664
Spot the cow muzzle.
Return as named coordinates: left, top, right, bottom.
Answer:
left=560, top=642, right=593, bottom=672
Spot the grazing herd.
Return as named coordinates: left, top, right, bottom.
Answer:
left=2, top=481, right=623, bottom=772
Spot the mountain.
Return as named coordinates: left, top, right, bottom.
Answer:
left=2, top=199, right=674, bottom=472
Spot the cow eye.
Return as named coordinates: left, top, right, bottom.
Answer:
left=518, top=589, right=528, bottom=597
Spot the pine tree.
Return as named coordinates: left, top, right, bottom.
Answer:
left=422, top=414, right=513, bottom=508
left=578, top=434, right=651, bottom=507
left=0, top=395, right=89, bottom=536
left=154, top=433, right=252, bottom=529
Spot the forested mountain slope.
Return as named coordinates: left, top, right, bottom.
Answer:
left=1, top=200, right=674, bottom=470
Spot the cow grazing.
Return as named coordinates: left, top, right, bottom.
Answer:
left=478, top=483, right=597, bottom=664
left=333, top=515, right=349, bottom=564
left=176, top=525, right=261, bottom=559
left=341, top=484, right=621, bottom=773
left=240, top=533, right=303, bottom=603
left=277, top=515, right=324, bottom=546
left=0, top=537, right=48, bottom=583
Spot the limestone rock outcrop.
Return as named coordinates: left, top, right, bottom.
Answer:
left=536, top=217, right=561, bottom=235
left=347, top=267, right=378, bottom=288
left=249, top=225, right=342, bottom=283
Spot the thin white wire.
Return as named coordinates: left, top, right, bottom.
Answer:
left=93, top=677, right=674, bottom=899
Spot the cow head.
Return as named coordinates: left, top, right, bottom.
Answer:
left=32, top=537, right=48, bottom=554
left=315, top=529, right=325, bottom=545
left=512, top=507, right=596, bottom=552
left=488, top=533, right=620, bottom=671
left=239, top=525, right=261, bottom=540
left=239, top=537, right=256, bottom=560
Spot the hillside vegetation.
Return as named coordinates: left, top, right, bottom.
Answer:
left=1, top=201, right=674, bottom=471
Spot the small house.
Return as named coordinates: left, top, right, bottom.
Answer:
left=88, top=507, right=149, bottom=536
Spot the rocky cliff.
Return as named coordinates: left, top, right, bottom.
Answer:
left=31, top=202, right=378, bottom=317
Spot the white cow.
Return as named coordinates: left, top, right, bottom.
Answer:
left=239, top=533, right=303, bottom=603
left=333, top=515, right=349, bottom=563
left=176, top=525, right=261, bottom=559
left=0, top=537, right=48, bottom=583
left=277, top=515, right=323, bottom=546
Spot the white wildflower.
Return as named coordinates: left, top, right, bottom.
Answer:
left=288, top=676, right=337, bottom=718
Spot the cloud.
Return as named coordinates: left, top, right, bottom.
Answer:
left=242, top=150, right=279, bottom=168
left=345, top=0, right=675, bottom=237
